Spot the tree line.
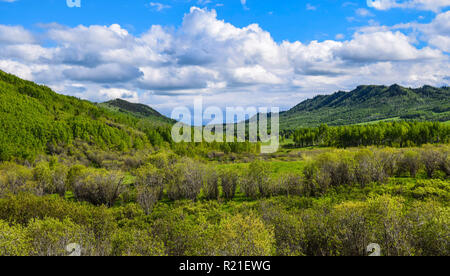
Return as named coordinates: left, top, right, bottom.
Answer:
left=291, top=121, right=449, bottom=148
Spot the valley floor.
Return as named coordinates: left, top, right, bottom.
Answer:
left=0, top=145, right=449, bottom=256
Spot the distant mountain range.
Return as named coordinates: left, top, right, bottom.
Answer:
left=102, top=84, right=449, bottom=131
left=280, top=84, right=449, bottom=129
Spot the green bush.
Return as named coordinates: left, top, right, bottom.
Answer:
left=0, top=220, right=31, bottom=256
left=398, top=150, right=421, bottom=178
left=220, top=168, right=239, bottom=200
left=73, top=168, right=125, bottom=206
left=203, top=166, right=219, bottom=200
left=271, top=173, right=303, bottom=197
left=243, top=160, right=271, bottom=199
left=0, top=194, right=116, bottom=255
left=0, top=163, right=35, bottom=196
left=407, top=200, right=449, bottom=256
left=166, top=158, right=203, bottom=201
left=421, top=147, right=442, bottom=178
left=365, top=195, right=413, bottom=256
left=25, top=217, right=96, bottom=256
left=135, top=164, right=165, bottom=214
left=354, top=149, right=386, bottom=186
left=211, top=213, right=275, bottom=256
left=258, top=203, right=306, bottom=256
left=33, top=161, right=68, bottom=196
left=111, top=227, right=166, bottom=256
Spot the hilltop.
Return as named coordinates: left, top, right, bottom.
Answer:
left=100, top=99, right=175, bottom=125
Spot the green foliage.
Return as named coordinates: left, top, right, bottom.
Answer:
left=0, top=70, right=166, bottom=161
left=0, top=70, right=448, bottom=259
left=33, top=161, right=68, bottom=196
left=242, top=160, right=271, bottom=199
left=291, top=121, right=449, bottom=149
left=203, top=165, right=219, bottom=200
left=283, top=84, right=450, bottom=129
left=166, top=158, right=203, bottom=201
left=111, top=227, right=166, bottom=256
left=211, top=213, right=275, bottom=256
left=398, top=150, right=421, bottom=177
left=25, top=217, right=95, bottom=256
left=73, top=168, right=125, bottom=207
left=421, top=146, right=443, bottom=178
left=0, top=220, right=31, bottom=256
left=0, top=162, right=35, bottom=196
left=219, top=168, right=239, bottom=200
left=135, top=164, right=164, bottom=214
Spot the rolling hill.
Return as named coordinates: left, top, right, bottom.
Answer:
left=100, top=99, right=175, bottom=125
left=280, top=84, right=450, bottom=130
left=0, top=70, right=172, bottom=161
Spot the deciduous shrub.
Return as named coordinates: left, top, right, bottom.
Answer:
left=203, top=166, right=219, bottom=200
left=439, top=153, right=450, bottom=177
left=354, top=150, right=386, bottom=186
left=111, top=228, right=166, bottom=256
left=166, top=158, right=203, bottom=201
left=365, top=195, right=413, bottom=256
left=398, top=150, right=421, bottom=178
left=272, top=172, right=303, bottom=197
left=220, top=168, right=239, bottom=200
left=407, top=200, right=449, bottom=256
left=25, top=217, right=95, bottom=256
left=243, top=160, right=271, bottom=198
left=377, top=148, right=400, bottom=177
left=302, top=160, right=322, bottom=196
left=0, top=220, right=31, bottom=256
left=258, top=203, right=306, bottom=256
left=73, top=169, right=125, bottom=207
left=330, top=201, right=371, bottom=256
left=33, top=162, right=68, bottom=196
left=212, top=213, right=275, bottom=256
left=0, top=163, right=34, bottom=196
left=0, top=194, right=116, bottom=255
left=421, top=147, right=442, bottom=178
left=135, top=164, right=165, bottom=214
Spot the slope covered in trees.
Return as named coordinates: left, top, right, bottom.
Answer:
left=281, top=84, right=450, bottom=129
left=0, top=70, right=172, bottom=161
left=100, top=99, right=175, bottom=125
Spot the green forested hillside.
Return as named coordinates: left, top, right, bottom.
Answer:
left=1, top=70, right=449, bottom=161
left=0, top=70, right=172, bottom=161
left=281, top=84, right=450, bottom=129
left=100, top=99, right=175, bottom=125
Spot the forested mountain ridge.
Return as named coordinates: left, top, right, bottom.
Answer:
left=0, top=70, right=171, bottom=161
left=1, top=70, right=449, bottom=161
left=100, top=99, right=175, bottom=125
left=281, top=84, right=450, bottom=129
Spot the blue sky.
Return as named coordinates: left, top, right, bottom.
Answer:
left=0, top=1, right=442, bottom=42
left=0, top=0, right=449, bottom=115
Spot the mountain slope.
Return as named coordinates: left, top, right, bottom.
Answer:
left=100, top=99, right=174, bottom=125
left=281, top=84, right=450, bottom=129
left=0, top=70, right=171, bottom=161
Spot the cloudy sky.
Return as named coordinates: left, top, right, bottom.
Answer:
left=0, top=0, right=449, bottom=115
